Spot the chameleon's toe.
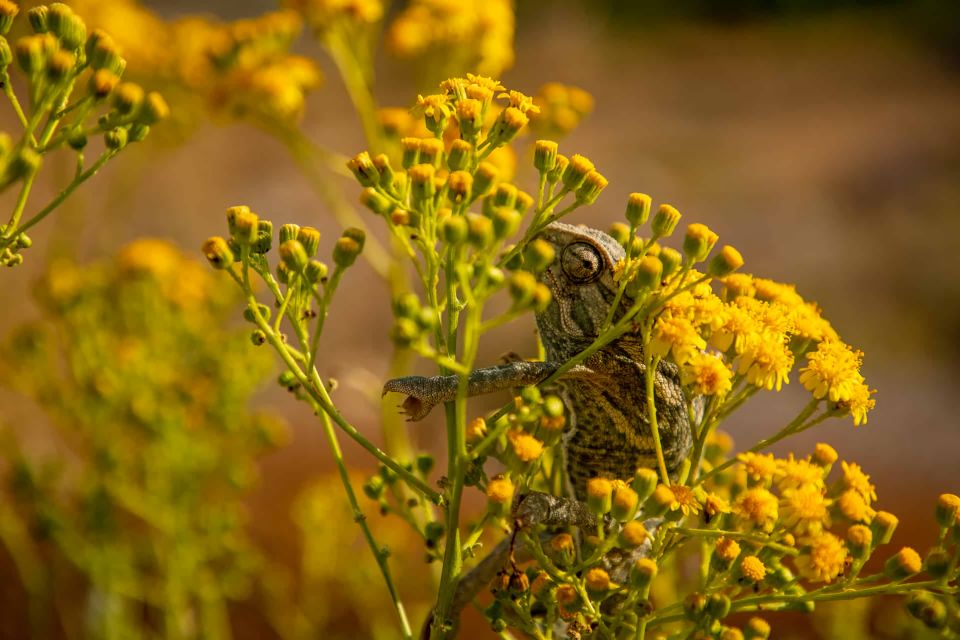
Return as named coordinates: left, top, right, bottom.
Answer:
left=382, top=376, right=436, bottom=421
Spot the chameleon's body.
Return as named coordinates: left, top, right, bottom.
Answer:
left=383, top=222, right=694, bottom=634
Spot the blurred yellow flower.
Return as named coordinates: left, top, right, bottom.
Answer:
left=795, top=532, right=847, bottom=583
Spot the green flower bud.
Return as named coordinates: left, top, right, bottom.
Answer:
left=296, top=226, right=321, bottom=257
left=447, top=170, right=472, bottom=204
left=631, top=468, right=659, bottom=503
left=515, top=191, right=534, bottom=216
left=67, top=128, right=87, bottom=150
left=493, top=183, right=517, bottom=209
left=871, top=510, right=899, bottom=546
left=400, top=137, right=419, bottom=169
left=7, top=147, right=41, bottom=180
left=618, top=520, right=648, bottom=549
left=362, top=475, right=385, bottom=500
left=113, top=82, right=144, bottom=115
left=683, top=223, right=719, bottom=262
left=332, top=236, right=362, bottom=268
left=418, top=138, right=444, bottom=167
left=586, top=477, right=613, bottom=515
left=561, top=154, right=595, bottom=191
left=48, top=3, right=86, bottom=50
left=359, top=187, right=392, bottom=215
left=651, top=204, right=682, bottom=238
left=608, top=222, right=630, bottom=247
left=415, top=453, right=435, bottom=476
left=305, top=259, right=328, bottom=283
left=391, top=317, right=419, bottom=347
left=87, top=30, right=125, bottom=74
left=546, top=154, right=568, bottom=185
left=707, top=245, right=744, bottom=277
left=45, top=49, right=73, bottom=81
left=611, top=485, right=640, bottom=522
left=523, top=238, right=555, bottom=272
left=342, top=227, right=365, bottom=252
left=626, top=192, right=652, bottom=227
left=0, top=2, right=18, bottom=36
left=15, top=35, right=45, bottom=74
left=743, top=617, right=771, bottom=640
left=232, top=210, right=259, bottom=246
left=630, top=558, right=658, bottom=590
left=278, top=223, right=300, bottom=244
left=508, top=271, right=537, bottom=307
left=658, top=247, right=682, bottom=278
left=347, top=151, right=379, bottom=187
left=15, top=232, right=31, bottom=249
left=546, top=533, right=576, bottom=567
left=201, top=237, right=233, bottom=269
left=243, top=303, right=272, bottom=323
left=275, top=261, right=291, bottom=285
left=846, top=524, right=873, bottom=560
left=533, top=139, right=558, bottom=173
left=253, top=220, right=273, bottom=254
left=455, top=98, right=482, bottom=139
left=440, top=215, right=468, bottom=245
left=279, top=239, right=308, bottom=273
left=936, top=493, right=960, bottom=529
left=0, top=37, right=12, bottom=67
left=923, top=548, right=951, bottom=579
left=88, top=68, right=119, bottom=99
left=884, top=547, right=922, bottom=580
left=393, top=293, right=419, bottom=319
left=446, top=139, right=471, bottom=171
left=575, top=170, right=608, bottom=205
left=408, top=163, right=435, bottom=205
left=250, top=330, right=266, bottom=346
left=370, top=153, right=395, bottom=191
left=104, top=126, right=127, bottom=150
left=629, top=256, right=663, bottom=294
left=491, top=208, right=520, bottom=239
left=138, top=91, right=169, bottom=124
left=472, top=161, right=497, bottom=200
left=533, top=284, right=551, bottom=311
left=27, top=6, right=48, bottom=33
left=706, top=593, right=731, bottom=620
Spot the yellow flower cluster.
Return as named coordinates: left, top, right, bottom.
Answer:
left=283, top=0, right=383, bottom=34
left=529, top=82, right=594, bottom=138
left=386, top=0, right=515, bottom=83
left=707, top=444, right=894, bottom=584
left=646, top=266, right=874, bottom=425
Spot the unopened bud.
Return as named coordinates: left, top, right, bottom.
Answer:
left=508, top=271, right=537, bottom=307
left=440, top=215, right=468, bottom=245
left=347, top=151, right=379, bottom=187
left=332, top=235, right=362, bottom=268
left=575, top=170, right=608, bottom=205
left=707, top=245, right=744, bottom=277
left=472, top=162, right=498, bottom=200
left=651, top=204, right=682, bottom=238
left=447, top=139, right=471, bottom=171
left=296, top=226, right=321, bottom=257
left=560, top=154, right=594, bottom=191
left=533, top=139, right=558, bottom=173
left=884, top=546, right=921, bottom=580
left=48, top=3, right=86, bottom=50
left=626, top=193, right=652, bottom=227
left=447, top=170, right=472, bottom=204
left=278, top=223, right=300, bottom=244
left=871, top=510, right=899, bottom=545
left=0, top=2, right=18, bottom=36
left=683, top=223, right=719, bottom=262
left=586, top=477, right=613, bottom=515
left=113, top=82, right=144, bottom=115
left=138, top=92, right=169, bottom=124
left=359, top=187, right=392, bottom=215
left=611, top=485, right=640, bottom=522
left=400, top=137, right=419, bottom=169
left=935, top=494, right=960, bottom=529
left=202, top=237, right=233, bottom=269
left=88, top=68, right=118, bottom=98
left=104, top=126, right=127, bottom=150
left=280, top=240, right=308, bottom=272
left=523, top=239, right=555, bottom=272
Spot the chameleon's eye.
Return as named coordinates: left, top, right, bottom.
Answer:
left=561, top=242, right=604, bottom=283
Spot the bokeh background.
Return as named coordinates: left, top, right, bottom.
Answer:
left=0, top=0, right=958, bottom=637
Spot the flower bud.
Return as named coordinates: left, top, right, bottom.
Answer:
left=465, top=213, right=493, bottom=248
left=400, top=137, right=419, bottom=169
left=630, top=256, right=663, bottom=294
left=48, top=3, right=86, bottom=51
left=296, top=226, right=321, bottom=257
left=347, top=151, right=379, bottom=187
left=138, top=92, right=169, bottom=124
left=45, top=49, right=74, bottom=81
left=363, top=475, right=385, bottom=500
left=280, top=240, right=308, bottom=272
left=104, top=126, right=127, bottom=151
left=6, top=147, right=41, bottom=179
left=0, top=37, right=11, bottom=68
left=707, top=245, right=744, bottom=277
left=711, top=537, right=741, bottom=573
left=547, top=154, right=568, bottom=184
left=683, top=223, right=719, bottom=262
left=923, top=547, right=951, bottom=579
left=343, top=228, right=366, bottom=252
left=472, top=162, right=498, bottom=200
left=202, top=237, right=233, bottom=269
left=408, top=163, right=435, bottom=205
left=491, top=208, right=521, bottom=240
left=626, top=193, right=652, bottom=227
left=418, top=138, right=444, bottom=167
left=87, top=32, right=125, bottom=75
left=935, top=493, right=960, bottom=529
left=447, top=139, right=471, bottom=171
left=455, top=98, right=482, bottom=139
left=533, top=284, right=551, bottom=311
left=607, top=223, right=630, bottom=248
left=440, top=215, right=467, bottom=245
left=846, top=524, right=873, bottom=559
left=612, top=485, right=640, bottom=522
left=333, top=235, right=363, bottom=268
left=630, top=557, right=658, bottom=590
left=359, top=187, right=392, bottom=215
left=632, top=468, right=659, bottom=503
left=586, top=477, right=613, bottom=515
left=446, top=170, right=472, bottom=204
left=548, top=533, right=576, bottom=567
left=523, top=239, right=555, bottom=272
left=739, top=555, right=766, bottom=583
left=391, top=317, right=419, bottom=347
left=113, top=82, right=144, bottom=115
left=27, top=6, right=48, bottom=33
left=486, top=475, right=514, bottom=507
left=575, top=170, right=608, bottom=205
left=533, top=140, right=558, bottom=173
left=0, top=2, right=18, bottom=36
left=560, top=154, right=594, bottom=191
left=250, top=330, right=266, bottom=346
left=743, top=618, right=771, bottom=640
left=707, top=593, right=731, bottom=620
left=88, top=68, right=118, bottom=98
left=585, top=567, right=612, bottom=595
left=253, top=219, right=273, bottom=254
left=651, top=204, right=682, bottom=238
left=871, top=510, right=899, bottom=545
left=516, top=191, right=535, bottom=217
left=508, top=271, right=537, bottom=307
left=466, top=416, right=487, bottom=444
left=278, top=223, right=300, bottom=244
left=658, top=247, right=682, bottom=278
left=812, top=442, right=838, bottom=467
left=493, top=183, right=518, bottom=209
left=15, top=35, right=45, bottom=74
left=619, top=520, right=648, bottom=549
left=884, top=546, right=921, bottom=580
left=232, top=210, right=259, bottom=246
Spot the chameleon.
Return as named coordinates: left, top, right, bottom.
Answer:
left=383, top=222, right=695, bottom=631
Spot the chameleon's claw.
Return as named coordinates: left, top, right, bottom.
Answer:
left=382, top=376, right=438, bottom=421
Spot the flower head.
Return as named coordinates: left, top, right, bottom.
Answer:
left=795, top=532, right=847, bottom=583
left=799, top=339, right=866, bottom=403
left=733, top=488, right=779, bottom=532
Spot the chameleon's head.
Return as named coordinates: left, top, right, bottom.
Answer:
left=533, top=222, right=626, bottom=356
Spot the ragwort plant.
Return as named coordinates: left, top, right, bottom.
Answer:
left=205, top=72, right=960, bottom=639
left=0, top=1, right=168, bottom=267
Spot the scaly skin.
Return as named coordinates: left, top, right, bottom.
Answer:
left=385, top=222, right=694, bottom=635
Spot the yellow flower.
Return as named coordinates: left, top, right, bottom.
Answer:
left=715, top=537, right=741, bottom=563
left=720, top=273, right=756, bottom=299
left=736, top=330, right=793, bottom=391
left=703, top=493, right=731, bottom=523
left=285, top=0, right=384, bottom=32
left=740, top=555, right=766, bottom=582
left=507, top=429, right=543, bottom=462
left=790, top=302, right=837, bottom=343
left=812, top=443, right=838, bottom=466
left=840, top=461, right=877, bottom=502
left=795, top=532, right=847, bottom=583
left=709, top=303, right=757, bottom=354
left=681, top=352, right=733, bottom=396
left=585, top=567, right=613, bottom=592
left=529, top=82, right=593, bottom=137
left=799, top=339, right=866, bottom=403
left=737, top=452, right=777, bottom=485
left=752, top=277, right=805, bottom=308
left=667, top=484, right=702, bottom=517
left=465, top=416, right=487, bottom=444
left=839, top=381, right=876, bottom=426
left=835, top=489, right=875, bottom=523
left=649, top=313, right=707, bottom=365
left=486, top=475, right=514, bottom=504
left=733, top=488, right=779, bottom=532
left=779, top=485, right=831, bottom=536
left=775, top=454, right=824, bottom=491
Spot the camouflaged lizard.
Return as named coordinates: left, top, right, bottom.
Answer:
left=383, top=222, right=694, bottom=629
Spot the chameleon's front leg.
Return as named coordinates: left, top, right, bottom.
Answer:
left=382, top=360, right=599, bottom=421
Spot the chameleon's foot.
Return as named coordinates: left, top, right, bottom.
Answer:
left=512, top=491, right=601, bottom=531
left=381, top=376, right=441, bottom=421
